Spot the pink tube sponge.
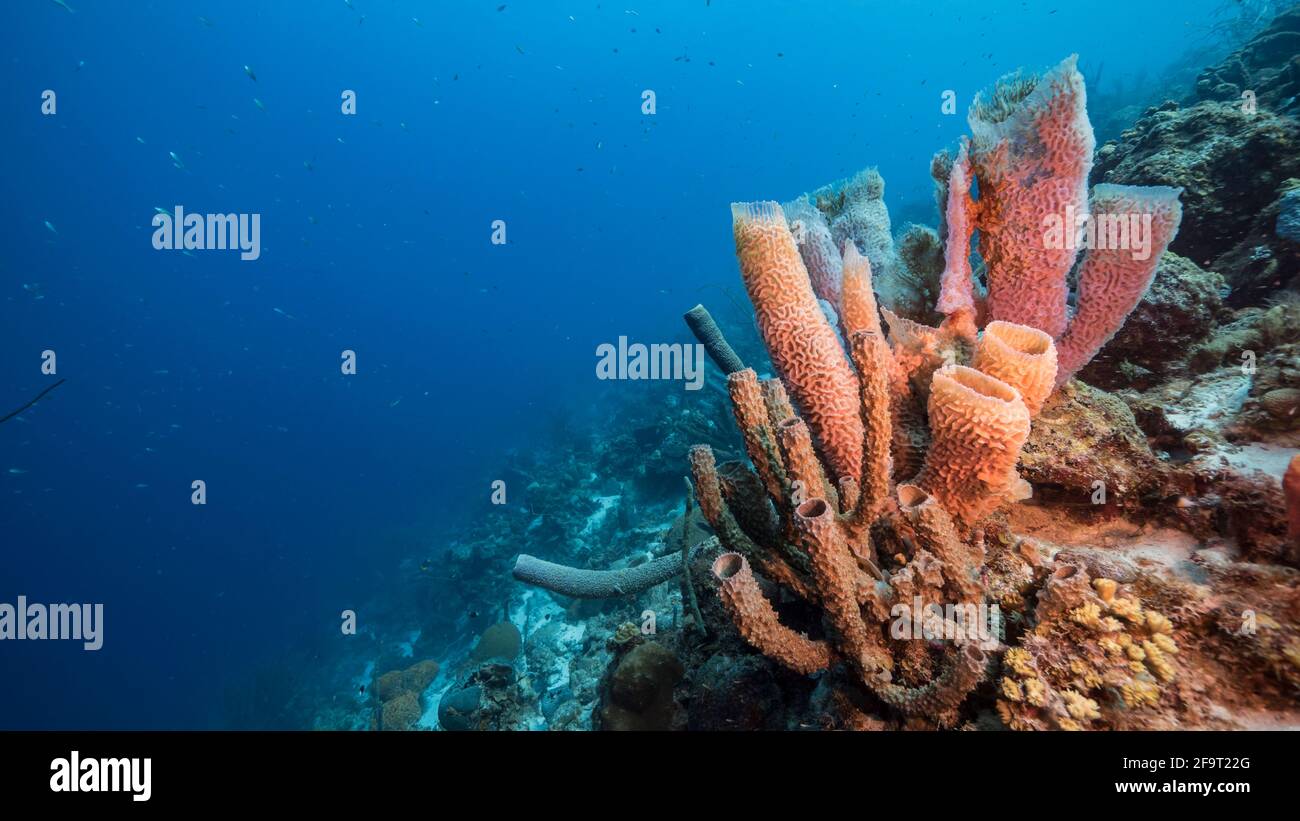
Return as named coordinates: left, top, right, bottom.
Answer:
left=968, top=55, right=1095, bottom=338
left=1054, top=184, right=1184, bottom=384
left=732, top=201, right=865, bottom=484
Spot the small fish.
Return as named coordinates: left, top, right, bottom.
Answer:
left=389, top=397, right=402, bottom=408
left=358, top=684, right=366, bottom=694
left=412, top=17, right=423, bottom=27
left=253, top=97, right=266, bottom=112
left=498, top=5, right=507, bottom=11
left=134, top=483, right=149, bottom=489
left=468, top=610, right=479, bottom=619
left=169, top=151, right=184, bottom=168
left=43, top=220, right=57, bottom=234
left=50, top=0, right=74, bottom=13
left=198, top=16, right=213, bottom=27
left=75, top=60, right=85, bottom=71
left=515, top=44, right=525, bottom=55
left=154, top=206, right=169, bottom=215
left=136, top=136, right=146, bottom=144
left=243, top=65, right=256, bottom=81
left=272, top=307, right=295, bottom=319
left=8, top=469, right=27, bottom=475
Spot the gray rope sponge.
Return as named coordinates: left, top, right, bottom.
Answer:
left=511, top=548, right=695, bottom=599
left=684, top=304, right=745, bottom=375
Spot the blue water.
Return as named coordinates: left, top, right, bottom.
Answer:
left=1, top=0, right=1231, bottom=728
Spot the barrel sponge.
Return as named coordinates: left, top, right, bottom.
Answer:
left=1054, top=185, right=1184, bottom=385
left=375, top=659, right=440, bottom=702
left=783, top=195, right=843, bottom=306
left=471, top=621, right=522, bottom=663
left=915, top=365, right=1032, bottom=525
left=968, top=55, right=1094, bottom=338
left=972, top=321, right=1058, bottom=416
left=732, top=201, right=864, bottom=484
left=511, top=551, right=687, bottom=600
left=600, top=642, right=686, bottom=731
left=1285, top=454, right=1300, bottom=547
left=712, top=552, right=832, bottom=675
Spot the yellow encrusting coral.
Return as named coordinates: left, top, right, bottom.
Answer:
left=996, top=565, right=1181, bottom=730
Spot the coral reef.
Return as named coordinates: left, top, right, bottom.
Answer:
left=597, top=642, right=686, bottom=730
left=672, top=50, right=1299, bottom=732
left=468, top=41, right=1300, bottom=736
left=1094, top=8, right=1300, bottom=307
left=1192, top=5, right=1300, bottom=113
left=470, top=621, right=522, bottom=664
left=997, top=564, right=1181, bottom=730
left=1287, top=455, right=1300, bottom=547
left=373, top=659, right=439, bottom=731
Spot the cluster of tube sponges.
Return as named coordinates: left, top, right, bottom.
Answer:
left=690, top=197, right=1057, bottom=722
left=692, top=54, right=1187, bottom=724
left=934, top=56, right=1183, bottom=385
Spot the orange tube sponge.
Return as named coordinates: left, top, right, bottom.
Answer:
left=971, top=321, right=1058, bottom=416
left=776, top=418, right=836, bottom=506
left=839, top=244, right=884, bottom=341
left=1053, top=184, right=1184, bottom=385
left=794, top=499, right=892, bottom=678
left=733, top=201, right=864, bottom=484
left=897, top=484, right=982, bottom=605
left=712, top=552, right=832, bottom=675
left=968, top=55, right=1094, bottom=338
left=848, top=330, right=894, bottom=520
left=872, top=643, right=988, bottom=719
left=727, top=369, right=785, bottom=501
left=915, top=365, right=1032, bottom=525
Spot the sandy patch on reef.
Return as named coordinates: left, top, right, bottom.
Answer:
left=1009, top=506, right=1209, bottom=584
left=1217, top=440, right=1299, bottom=478
left=1163, top=369, right=1251, bottom=432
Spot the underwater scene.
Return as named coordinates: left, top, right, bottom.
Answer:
left=3, top=0, right=1299, bottom=736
